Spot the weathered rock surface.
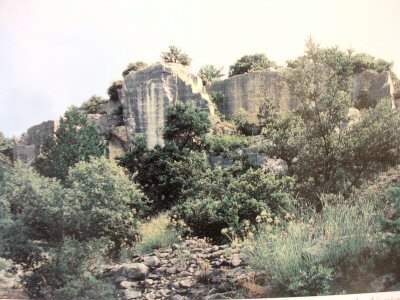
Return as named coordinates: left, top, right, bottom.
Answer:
left=13, top=120, right=58, bottom=163
left=209, top=69, right=396, bottom=122
left=121, top=63, right=217, bottom=148
left=208, top=69, right=294, bottom=121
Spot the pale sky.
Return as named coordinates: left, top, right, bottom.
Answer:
left=1, top=0, right=399, bottom=136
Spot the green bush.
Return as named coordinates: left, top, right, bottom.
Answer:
left=232, top=109, right=260, bottom=136
left=23, top=238, right=115, bottom=300
left=80, top=95, right=107, bottom=114
left=0, top=163, right=64, bottom=267
left=163, top=102, right=211, bottom=151
left=65, top=157, right=148, bottom=249
left=173, top=167, right=294, bottom=242
left=229, top=54, right=276, bottom=77
left=206, top=134, right=249, bottom=155
left=245, top=193, right=383, bottom=296
left=382, top=186, right=400, bottom=268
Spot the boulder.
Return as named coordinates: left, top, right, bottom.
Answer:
left=119, top=263, right=149, bottom=281
left=143, top=256, right=160, bottom=268
left=261, top=157, right=289, bottom=175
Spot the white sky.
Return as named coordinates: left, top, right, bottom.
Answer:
left=1, top=0, right=399, bottom=136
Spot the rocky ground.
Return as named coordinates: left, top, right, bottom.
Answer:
left=0, top=262, right=27, bottom=299
left=106, top=237, right=264, bottom=300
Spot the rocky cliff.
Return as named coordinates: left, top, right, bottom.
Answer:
left=121, top=63, right=216, bottom=148
left=208, top=69, right=294, bottom=121
left=209, top=69, right=396, bottom=120
left=12, top=64, right=397, bottom=164
left=13, top=63, right=217, bottom=162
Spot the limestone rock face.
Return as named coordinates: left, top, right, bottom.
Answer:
left=13, top=120, right=58, bottom=163
left=352, top=70, right=395, bottom=109
left=209, top=69, right=396, bottom=122
left=208, top=70, right=294, bottom=121
left=121, top=63, right=216, bottom=148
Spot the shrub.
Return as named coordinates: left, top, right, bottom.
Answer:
left=135, top=213, right=180, bottom=254
left=232, top=109, right=260, bottom=136
left=0, top=163, right=64, bottom=267
left=382, top=186, right=400, bottom=268
left=245, top=193, right=383, bottom=296
left=122, top=61, right=148, bottom=77
left=121, top=143, right=210, bottom=212
left=229, top=54, right=276, bottom=77
left=161, top=46, right=191, bottom=66
left=206, top=134, right=249, bottom=155
left=23, top=238, right=115, bottom=300
left=173, top=167, right=294, bottom=242
left=80, top=95, right=107, bottom=114
left=198, top=65, right=223, bottom=86
left=65, top=157, right=148, bottom=250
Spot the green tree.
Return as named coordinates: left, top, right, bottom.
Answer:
left=122, top=61, right=148, bottom=77
left=0, top=162, right=64, bottom=268
left=34, top=107, right=105, bottom=180
left=229, top=53, right=277, bottom=77
left=161, top=46, right=191, bottom=66
left=260, top=39, right=400, bottom=205
left=0, top=159, right=143, bottom=298
left=120, top=102, right=211, bottom=210
left=163, top=102, right=211, bottom=151
left=198, top=64, right=223, bottom=86
left=65, top=157, right=147, bottom=249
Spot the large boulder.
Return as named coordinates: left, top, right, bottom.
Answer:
left=121, top=63, right=217, bottom=148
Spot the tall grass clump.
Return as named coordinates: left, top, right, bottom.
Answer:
left=135, top=214, right=181, bottom=254
left=245, top=192, right=384, bottom=296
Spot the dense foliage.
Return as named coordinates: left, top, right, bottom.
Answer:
left=173, top=166, right=294, bottom=242
left=0, top=131, right=13, bottom=164
left=0, top=158, right=144, bottom=298
left=161, top=46, right=191, bottom=66
left=120, top=103, right=211, bottom=211
left=34, top=107, right=106, bottom=180
left=259, top=40, right=400, bottom=205
left=229, top=54, right=277, bottom=77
